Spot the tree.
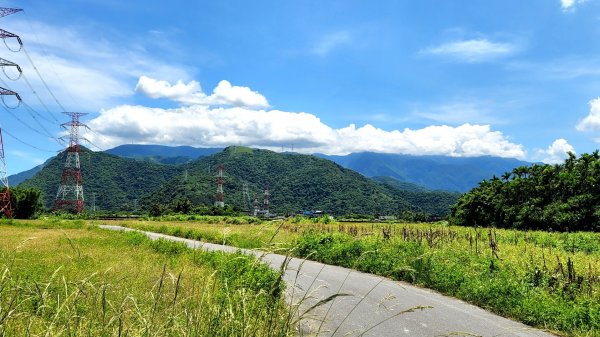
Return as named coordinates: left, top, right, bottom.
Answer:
left=450, top=152, right=600, bottom=232
left=9, top=187, right=43, bottom=219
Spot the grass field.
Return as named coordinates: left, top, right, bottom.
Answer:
left=111, top=216, right=600, bottom=337
left=0, top=219, right=293, bottom=336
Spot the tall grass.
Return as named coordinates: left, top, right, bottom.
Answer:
left=115, top=218, right=600, bottom=336
left=0, top=223, right=294, bottom=337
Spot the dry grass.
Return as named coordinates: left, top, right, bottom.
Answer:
left=0, top=221, right=293, bottom=336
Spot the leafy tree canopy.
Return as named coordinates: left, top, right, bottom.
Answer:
left=450, top=151, right=600, bottom=231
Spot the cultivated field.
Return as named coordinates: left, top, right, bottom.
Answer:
left=0, top=219, right=293, bottom=336
left=111, top=216, right=600, bottom=337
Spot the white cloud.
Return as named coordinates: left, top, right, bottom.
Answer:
left=2, top=19, right=192, bottom=111
left=536, top=139, right=576, bottom=164
left=562, top=0, right=576, bottom=8
left=576, top=98, right=600, bottom=131
left=135, top=76, right=269, bottom=108
left=561, top=0, right=588, bottom=10
left=312, top=31, right=353, bottom=56
left=84, top=90, right=526, bottom=159
left=210, top=80, right=269, bottom=108
left=422, top=38, right=517, bottom=62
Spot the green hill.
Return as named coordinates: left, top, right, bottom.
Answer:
left=19, top=147, right=181, bottom=211
left=144, top=146, right=458, bottom=217
left=374, top=176, right=461, bottom=217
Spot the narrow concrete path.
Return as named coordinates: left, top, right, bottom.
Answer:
left=100, top=225, right=556, bottom=337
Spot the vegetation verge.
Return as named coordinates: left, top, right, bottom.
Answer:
left=0, top=219, right=293, bottom=336
left=118, top=218, right=600, bottom=336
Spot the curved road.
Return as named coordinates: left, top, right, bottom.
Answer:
left=100, top=225, right=556, bottom=337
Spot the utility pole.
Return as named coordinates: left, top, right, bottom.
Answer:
left=54, top=112, right=88, bottom=214
left=0, top=6, right=23, bottom=218
left=91, top=192, right=96, bottom=213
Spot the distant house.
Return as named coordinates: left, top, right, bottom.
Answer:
left=378, top=215, right=397, bottom=221
left=299, top=210, right=324, bottom=218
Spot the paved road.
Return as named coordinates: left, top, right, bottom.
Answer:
left=100, top=225, right=556, bottom=337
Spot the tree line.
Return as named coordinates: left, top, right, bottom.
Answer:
left=451, top=152, right=600, bottom=232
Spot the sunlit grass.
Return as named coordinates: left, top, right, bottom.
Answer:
left=0, top=221, right=293, bottom=336
left=111, top=217, right=600, bottom=336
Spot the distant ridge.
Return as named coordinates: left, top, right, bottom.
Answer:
left=8, top=162, right=46, bottom=186
left=317, top=152, right=532, bottom=192
left=105, top=144, right=222, bottom=164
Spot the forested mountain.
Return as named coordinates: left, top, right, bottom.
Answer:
left=19, top=147, right=181, bottom=211
left=145, top=146, right=459, bottom=217
left=93, top=144, right=531, bottom=192
left=319, top=152, right=531, bottom=192
left=372, top=176, right=431, bottom=193
left=374, top=176, right=461, bottom=216
left=451, top=152, right=600, bottom=231
left=105, top=145, right=222, bottom=164
left=19, top=146, right=459, bottom=216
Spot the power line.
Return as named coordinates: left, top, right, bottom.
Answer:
left=21, top=100, right=59, bottom=125
left=1, top=127, right=59, bottom=152
left=22, top=45, right=67, bottom=112
left=22, top=11, right=82, bottom=109
left=1, top=104, right=61, bottom=144
left=20, top=72, right=61, bottom=123
left=0, top=78, right=60, bottom=140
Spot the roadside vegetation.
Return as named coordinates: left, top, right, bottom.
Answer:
left=0, top=219, right=293, bottom=336
left=115, top=217, right=600, bottom=336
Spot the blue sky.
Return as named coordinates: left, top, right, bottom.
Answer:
left=1, top=0, right=600, bottom=174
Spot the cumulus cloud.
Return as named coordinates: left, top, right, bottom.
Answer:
left=85, top=102, right=526, bottom=159
left=422, top=38, right=517, bottom=62
left=576, top=98, right=600, bottom=131
left=537, top=139, right=576, bottom=164
left=135, top=76, right=269, bottom=108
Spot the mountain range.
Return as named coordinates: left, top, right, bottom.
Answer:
left=101, top=144, right=532, bottom=192
left=10, top=144, right=533, bottom=195
left=317, top=152, right=532, bottom=192
left=17, top=146, right=459, bottom=216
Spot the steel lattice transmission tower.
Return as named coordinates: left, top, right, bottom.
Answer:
left=242, top=182, right=251, bottom=212
left=262, top=183, right=270, bottom=217
left=0, top=7, right=23, bottom=218
left=214, top=164, right=225, bottom=207
left=0, top=8, right=22, bottom=18
left=0, top=129, right=12, bottom=217
left=54, top=112, right=88, bottom=213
